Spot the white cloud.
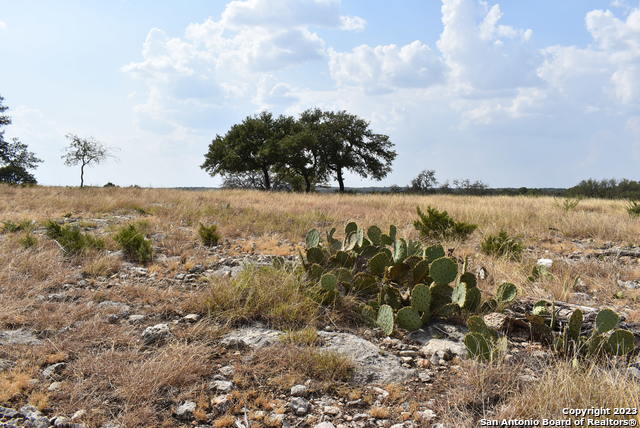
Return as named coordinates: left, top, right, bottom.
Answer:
left=339, top=15, right=366, bottom=31
left=0, top=20, right=6, bottom=30
left=328, top=41, right=444, bottom=92
left=118, top=0, right=640, bottom=186
left=123, top=0, right=367, bottom=134
left=437, top=0, right=539, bottom=93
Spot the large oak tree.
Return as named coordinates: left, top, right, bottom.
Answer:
left=202, top=109, right=396, bottom=192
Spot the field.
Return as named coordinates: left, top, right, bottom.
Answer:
left=1, top=185, right=639, bottom=427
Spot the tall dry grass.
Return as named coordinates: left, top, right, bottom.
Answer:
left=2, top=186, right=639, bottom=243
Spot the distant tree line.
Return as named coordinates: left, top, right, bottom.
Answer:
left=201, top=109, right=397, bottom=193
left=565, top=178, right=640, bottom=199
left=2, top=92, right=640, bottom=197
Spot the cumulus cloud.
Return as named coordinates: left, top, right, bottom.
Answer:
left=437, top=0, right=539, bottom=93
left=119, top=0, right=640, bottom=186
left=328, top=41, right=444, bottom=92
left=123, top=0, right=366, bottom=134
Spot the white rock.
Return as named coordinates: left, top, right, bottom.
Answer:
left=71, top=409, right=86, bottom=420
left=183, top=314, right=200, bottom=323
left=290, top=384, right=308, bottom=397
left=174, top=401, right=196, bottom=420
left=141, top=324, right=170, bottom=345
left=210, top=380, right=233, bottom=392
left=537, top=258, right=553, bottom=268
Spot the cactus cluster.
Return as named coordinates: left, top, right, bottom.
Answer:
left=528, top=303, right=635, bottom=357
left=302, top=221, right=516, bottom=336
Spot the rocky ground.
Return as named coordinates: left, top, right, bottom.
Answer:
left=1, top=214, right=640, bottom=427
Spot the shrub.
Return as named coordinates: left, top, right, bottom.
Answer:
left=557, top=197, right=581, bottom=211
left=1, top=219, right=34, bottom=233
left=413, top=206, right=477, bottom=241
left=19, top=233, right=37, bottom=249
left=198, top=223, right=221, bottom=247
left=45, top=221, right=104, bottom=255
left=113, top=224, right=153, bottom=263
left=481, top=230, right=524, bottom=260
left=627, top=200, right=640, bottom=217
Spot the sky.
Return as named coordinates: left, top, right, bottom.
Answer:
left=1, top=0, right=640, bottom=188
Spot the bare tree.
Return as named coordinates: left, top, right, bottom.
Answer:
left=62, top=134, right=111, bottom=188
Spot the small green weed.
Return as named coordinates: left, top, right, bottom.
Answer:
left=481, top=230, right=524, bottom=260
left=19, top=233, right=38, bottom=249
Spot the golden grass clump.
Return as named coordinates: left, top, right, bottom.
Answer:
left=204, top=265, right=319, bottom=330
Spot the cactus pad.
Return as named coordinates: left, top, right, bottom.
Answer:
left=352, top=272, right=378, bottom=296
left=424, top=245, right=445, bottom=262
left=606, top=329, right=635, bottom=355
left=305, top=229, right=320, bottom=249
left=411, top=283, right=431, bottom=313
left=412, top=259, right=430, bottom=283
left=451, top=283, right=468, bottom=308
left=320, top=273, right=337, bottom=292
left=459, top=272, right=477, bottom=288
left=393, top=238, right=408, bottom=263
left=367, top=225, right=382, bottom=245
left=345, top=221, right=358, bottom=236
left=429, top=257, right=458, bottom=284
left=567, top=309, right=583, bottom=341
left=465, top=286, right=481, bottom=311
left=306, top=247, right=325, bottom=265
left=595, top=309, right=619, bottom=333
left=396, top=307, right=423, bottom=331
left=369, top=252, right=390, bottom=276
left=377, top=304, right=394, bottom=335
left=495, top=282, right=517, bottom=303
left=464, top=332, right=491, bottom=361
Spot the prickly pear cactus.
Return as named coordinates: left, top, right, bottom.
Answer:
left=464, top=332, right=491, bottom=361
left=607, top=329, right=634, bottom=356
left=377, top=304, right=394, bottom=336
left=429, top=257, right=457, bottom=284
left=495, top=282, right=517, bottom=304
left=410, top=283, right=431, bottom=313
left=567, top=309, right=583, bottom=342
left=305, top=229, right=320, bottom=249
left=396, top=307, right=422, bottom=331
left=369, top=252, right=390, bottom=276
left=595, top=309, right=619, bottom=333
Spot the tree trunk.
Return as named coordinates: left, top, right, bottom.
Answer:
left=262, top=167, right=271, bottom=190
left=80, top=163, right=85, bottom=188
left=303, top=175, right=311, bottom=193
left=336, top=168, right=345, bottom=193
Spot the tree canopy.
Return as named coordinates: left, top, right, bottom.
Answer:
left=62, top=134, right=111, bottom=188
left=0, top=95, right=43, bottom=184
left=201, top=109, right=396, bottom=192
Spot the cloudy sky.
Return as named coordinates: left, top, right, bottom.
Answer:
left=1, top=0, right=640, bottom=188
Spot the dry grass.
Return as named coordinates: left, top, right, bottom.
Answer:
left=2, top=186, right=639, bottom=243
left=437, top=357, right=640, bottom=427
left=1, top=185, right=639, bottom=426
left=203, top=265, right=320, bottom=330
left=236, top=344, right=354, bottom=391
left=498, top=360, right=640, bottom=422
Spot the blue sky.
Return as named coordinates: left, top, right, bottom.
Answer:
left=1, top=0, right=640, bottom=188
